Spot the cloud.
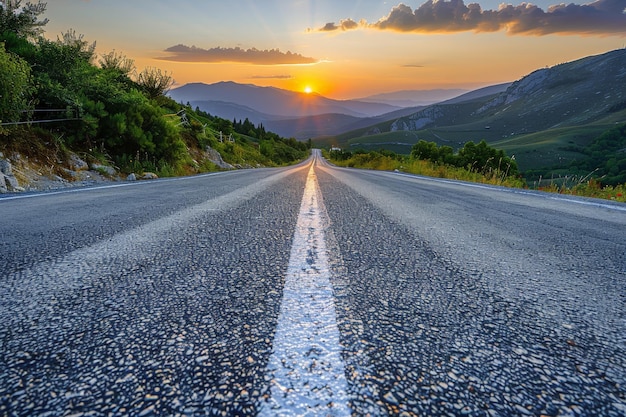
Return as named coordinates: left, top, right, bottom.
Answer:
left=250, top=74, right=293, bottom=79
left=313, top=0, right=626, bottom=36
left=157, top=44, right=317, bottom=65
left=310, top=18, right=363, bottom=32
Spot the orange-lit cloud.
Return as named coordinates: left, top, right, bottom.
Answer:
left=157, top=44, right=317, bottom=65
left=313, top=0, right=626, bottom=36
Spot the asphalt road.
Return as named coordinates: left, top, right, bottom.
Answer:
left=1, top=150, right=624, bottom=416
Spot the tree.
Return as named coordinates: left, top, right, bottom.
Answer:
left=99, top=50, right=135, bottom=75
left=0, top=42, right=32, bottom=123
left=0, top=0, right=48, bottom=40
left=458, top=140, right=517, bottom=176
left=30, top=32, right=96, bottom=109
left=411, top=140, right=439, bottom=161
left=55, top=29, right=95, bottom=62
left=213, top=117, right=233, bottom=136
left=136, top=67, right=174, bottom=100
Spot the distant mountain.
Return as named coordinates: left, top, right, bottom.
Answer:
left=169, top=81, right=400, bottom=120
left=383, top=49, right=626, bottom=136
left=440, top=83, right=511, bottom=104
left=263, top=106, right=426, bottom=139
left=357, top=89, right=469, bottom=107
left=320, top=48, right=626, bottom=174
left=168, top=80, right=509, bottom=139
left=186, top=100, right=282, bottom=125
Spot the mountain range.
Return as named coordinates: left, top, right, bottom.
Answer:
left=168, top=81, right=401, bottom=118
left=168, top=82, right=469, bottom=139
left=354, top=89, right=469, bottom=107
left=169, top=48, right=626, bottom=177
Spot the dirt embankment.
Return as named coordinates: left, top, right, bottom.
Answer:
left=0, top=150, right=120, bottom=194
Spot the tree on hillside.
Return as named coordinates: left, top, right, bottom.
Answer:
left=56, top=29, right=95, bottom=62
left=136, top=67, right=174, bottom=100
left=458, top=140, right=518, bottom=176
left=411, top=140, right=438, bottom=161
left=31, top=31, right=96, bottom=109
left=570, top=124, right=626, bottom=186
left=0, top=0, right=48, bottom=39
left=99, top=50, right=135, bottom=75
left=0, top=42, right=32, bottom=123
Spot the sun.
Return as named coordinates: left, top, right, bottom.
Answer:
left=304, top=86, right=313, bottom=94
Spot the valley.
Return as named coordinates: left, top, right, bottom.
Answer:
left=170, top=49, right=626, bottom=184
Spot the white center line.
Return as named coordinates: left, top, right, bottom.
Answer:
left=259, top=160, right=350, bottom=416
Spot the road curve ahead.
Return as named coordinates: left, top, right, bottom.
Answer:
left=1, top=150, right=624, bottom=416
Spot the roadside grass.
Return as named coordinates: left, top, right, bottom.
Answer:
left=535, top=178, right=625, bottom=203
left=324, top=150, right=626, bottom=203
left=328, top=151, right=526, bottom=188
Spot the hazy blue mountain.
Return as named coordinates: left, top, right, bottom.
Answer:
left=169, top=81, right=400, bottom=119
left=356, top=89, right=469, bottom=107
left=440, top=83, right=511, bottom=104
left=168, top=81, right=508, bottom=139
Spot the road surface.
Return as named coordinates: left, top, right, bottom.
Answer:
left=1, top=150, right=624, bottom=416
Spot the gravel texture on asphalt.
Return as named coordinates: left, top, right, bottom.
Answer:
left=316, top=165, right=625, bottom=417
left=1, top=167, right=307, bottom=416
left=1, top=155, right=624, bottom=416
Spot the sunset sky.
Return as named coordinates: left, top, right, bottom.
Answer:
left=44, top=0, right=626, bottom=99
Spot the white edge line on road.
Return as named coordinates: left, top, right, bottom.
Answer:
left=0, top=171, right=228, bottom=202
left=390, top=171, right=626, bottom=213
left=259, top=159, right=350, bottom=416
left=1, top=167, right=297, bottom=309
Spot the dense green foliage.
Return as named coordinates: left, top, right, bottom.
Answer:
left=327, top=143, right=626, bottom=202
left=329, top=141, right=521, bottom=186
left=410, top=139, right=519, bottom=177
left=456, top=140, right=518, bottom=177
left=569, top=124, right=626, bottom=186
left=0, top=0, right=48, bottom=40
left=0, top=42, right=32, bottom=123
left=523, top=123, right=626, bottom=188
left=0, top=2, right=307, bottom=177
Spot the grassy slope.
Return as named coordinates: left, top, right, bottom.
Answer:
left=316, top=106, right=626, bottom=176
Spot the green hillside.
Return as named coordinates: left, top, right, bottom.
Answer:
left=315, top=49, right=626, bottom=184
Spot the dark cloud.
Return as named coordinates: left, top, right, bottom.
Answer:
left=157, top=45, right=317, bottom=65
left=314, top=0, right=626, bottom=36
left=313, top=18, right=362, bottom=32
left=319, top=22, right=339, bottom=32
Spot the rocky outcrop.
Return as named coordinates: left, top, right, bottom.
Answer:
left=69, top=155, right=89, bottom=171
left=89, top=163, right=117, bottom=176
left=390, top=105, right=444, bottom=131
left=0, top=155, right=23, bottom=193
left=205, top=146, right=234, bottom=170
left=124, top=172, right=157, bottom=181
left=142, top=172, right=158, bottom=180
